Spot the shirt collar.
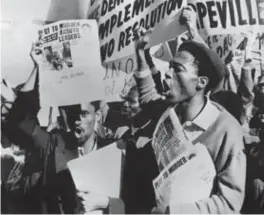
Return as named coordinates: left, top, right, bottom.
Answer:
left=192, top=98, right=220, bottom=130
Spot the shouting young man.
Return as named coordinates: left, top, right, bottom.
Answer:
left=133, top=7, right=246, bottom=214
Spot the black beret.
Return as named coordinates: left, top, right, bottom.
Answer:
left=178, top=41, right=226, bottom=91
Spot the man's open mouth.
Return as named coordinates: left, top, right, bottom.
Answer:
left=74, top=127, right=83, bottom=138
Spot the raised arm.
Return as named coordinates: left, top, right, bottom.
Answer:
left=4, top=42, right=52, bottom=151
left=133, top=28, right=164, bottom=105
left=180, top=6, right=208, bottom=47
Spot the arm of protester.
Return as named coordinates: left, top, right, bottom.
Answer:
left=104, top=108, right=129, bottom=130
left=164, top=124, right=246, bottom=213
left=180, top=6, right=207, bottom=47
left=133, top=27, right=163, bottom=104
left=21, top=41, right=43, bottom=92
left=77, top=191, right=124, bottom=214
left=5, top=43, right=52, bottom=151
left=238, top=60, right=255, bottom=109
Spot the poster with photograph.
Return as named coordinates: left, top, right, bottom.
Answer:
left=38, top=20, right=106, bottom=107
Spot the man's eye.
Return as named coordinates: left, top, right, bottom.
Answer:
left=173, top=67, right=183, bottom=73
left=165, top=73, right=172, bottom=79
left=81, top=112, right=88, bottom=117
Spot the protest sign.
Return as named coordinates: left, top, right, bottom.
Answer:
left=205, top=34, right=245, bottom=62
left=153, top=143, right=216, bottom=208
left=67, top=142, right=123, bottom=198
left=87, top=0, right=101, bottom=21
left=152, top=107, right=216, bottom=207
left=152, top=107, right=194, bottom=171
left=188, top=0, right=264, bottom=37
left=88, top=0, right=187, bottom=62
left=38, top=20, right=106, bottom=107
left=102, top=54, right=135, bottom=101
left=153, top=42, right=173, bottom=62
left=102, top=52, right=169, bottom=101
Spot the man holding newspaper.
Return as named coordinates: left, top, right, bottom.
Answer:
left=132, top=6, right=246, bottom=214
left=3, top=1, right=258, bottom=214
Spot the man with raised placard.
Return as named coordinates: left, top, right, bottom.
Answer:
left=1, top=41, right=124, bottom=214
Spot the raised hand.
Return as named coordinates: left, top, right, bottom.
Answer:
left=133, top=26, right=152, bottom=51
left=30, top=40, right=44, bottom=67
left=77, top=191, right=109, bottom=212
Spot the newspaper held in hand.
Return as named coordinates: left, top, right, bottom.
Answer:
left=152, top=108, right=216, bottom=208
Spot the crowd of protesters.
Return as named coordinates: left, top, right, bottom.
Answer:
left=1, top=6, right=264, bottom=214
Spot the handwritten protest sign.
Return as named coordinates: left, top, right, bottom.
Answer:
left=102, top=51, right=169, bottom=101
left=205, top=34, right=245, bottom=62
left=188, top=0, right=264, bottom=37
left=88, top=0, right=187, bottom=62
left=38, top=20, right=106, bottom=107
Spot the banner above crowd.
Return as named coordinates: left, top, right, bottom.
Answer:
left=188, top=0, right=264, bottom=36
left=88, top=0, right=188, bottom=62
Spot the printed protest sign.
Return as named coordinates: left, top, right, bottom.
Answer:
left=38, top=20, right=106, bottom=107
left=152, top=107, right=216, bottom=208
left=153, top=143, right=216, bottom=209
left=188, top=0, right=264, bottom=37
left=88, top=0, right=187, bottom=62
left=152, top=107, right=194, bottom=171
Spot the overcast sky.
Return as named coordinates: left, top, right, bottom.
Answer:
left=1, top=0, right=51, bottom=85
left=1, top=0, right=89, bottom=86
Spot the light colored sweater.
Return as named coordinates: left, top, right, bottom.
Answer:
left=134, top=73, right=246, bottom=214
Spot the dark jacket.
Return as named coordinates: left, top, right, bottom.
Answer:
left=4, top=89, right=124, bottom=214
left=104, top=72, right=163, bottom=213
left=4, top=89, right=80, bottom=213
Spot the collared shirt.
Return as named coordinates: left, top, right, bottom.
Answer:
left=180, top=99, right=220, bottom=142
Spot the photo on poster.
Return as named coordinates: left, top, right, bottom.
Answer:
left=43, top=42, right=73, bottom=71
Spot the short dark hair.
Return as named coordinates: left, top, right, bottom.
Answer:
left=90, top=100, right=102, bottom=112
left=178, top=41, right=226, bottom=93
left=58, top=101, right=103, bottom=132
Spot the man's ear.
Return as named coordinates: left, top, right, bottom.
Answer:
left=196, top=76, right=209, bottom=91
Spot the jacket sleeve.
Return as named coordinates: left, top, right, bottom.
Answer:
left=134, top=70, right=168, bottom=125
left=6, top=90, right=51, bottom=150
left=134, top=70, right=162, bottom=105
left=169, top=124, right=246, bottom=213
left=104, top=109, right=128, bottom=130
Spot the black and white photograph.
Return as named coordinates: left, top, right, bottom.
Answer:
left=1, top=0, right=264, bottom=214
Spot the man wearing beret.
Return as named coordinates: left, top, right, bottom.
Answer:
left=133, top=7, right=246, bottom=214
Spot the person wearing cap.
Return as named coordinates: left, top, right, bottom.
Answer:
left=132, top=7, right=246, bottom=214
